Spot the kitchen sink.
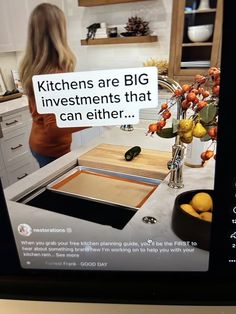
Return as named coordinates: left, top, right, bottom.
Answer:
left=17, top=166, right=161, bottom=229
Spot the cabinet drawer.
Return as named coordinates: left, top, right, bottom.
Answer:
left=0, top=109, right=31, bottom=135
left=7, top=158, right=35, bottom=186
left=1, top=127, right=29, bottom=166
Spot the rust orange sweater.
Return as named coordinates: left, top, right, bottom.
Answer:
left=28, top=96, right=87, bottom=157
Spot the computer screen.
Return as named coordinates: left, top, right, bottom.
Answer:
left=0, top=0, right=235, bottom=305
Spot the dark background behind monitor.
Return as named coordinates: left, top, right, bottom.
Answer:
left=0, top=1, right=236, bottom=305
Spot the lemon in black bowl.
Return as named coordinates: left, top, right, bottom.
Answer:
left=172, top=189, right=214, bottom=251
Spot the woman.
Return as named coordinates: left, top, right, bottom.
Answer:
left=19, top=3, right=88, bottom=167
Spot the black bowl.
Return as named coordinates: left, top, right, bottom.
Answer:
left=120, top=32, right=136, bottom=37
left=172, top=189, right=214, bottom=251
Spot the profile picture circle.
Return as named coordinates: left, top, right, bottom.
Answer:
left=17, top=224, right=32, bottom=237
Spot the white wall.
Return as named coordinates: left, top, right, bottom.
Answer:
left=0, top=52, right=18, bottom=90
left=0, top=0, right=173, bottom=89
left=68, top=0, right=173, bottom=71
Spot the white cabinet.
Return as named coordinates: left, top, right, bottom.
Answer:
left=0, top=107, right=104, bottom=187
left=0, top=96, right=104, bottom=187
left=0, top=0, right=64, bottom=52
left=0, top=107, right=39, bottom=187
left=0, top=2, right=14, bottom=52
left=6, top=1, right=29, bottom=52
left=1, top=127, right=31, bottom=166
left=0, top=109, right=31, bottom=134
left=7, top=156, right=36, bottom=186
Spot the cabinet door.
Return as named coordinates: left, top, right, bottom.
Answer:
left=1, top=126, right=30, bottom=167
left=7, top=156, right=36, bottom=185
left=15, top=0, right=64, bottom=50
left=25, top=0, right=63, bottom=16
left=0, top=2, right=14, bottom=52
left=168, top=0, right=223, bottom=83
left=1, top=109, right=31, bottom=135
left=0, top=0, right=65, bottom=52
left=7, top=0, right=28, bottom=51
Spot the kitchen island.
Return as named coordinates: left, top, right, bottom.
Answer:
left=4, top=122, right=215, bottom=271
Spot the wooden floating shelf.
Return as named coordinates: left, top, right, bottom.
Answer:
left=81, top=35, right=158, bottom=46
left=79, top=0, right=143, bottom=6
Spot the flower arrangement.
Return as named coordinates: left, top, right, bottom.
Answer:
left=146, top=67, right=220, bottom=166
left=125, top=16, right=150, bottom=36
left=143, top=58, right=168, bottom=75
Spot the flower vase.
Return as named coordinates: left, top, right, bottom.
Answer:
left=198, top=0, right=210, bottom=10
left=184, top=138, right=207, bottom=167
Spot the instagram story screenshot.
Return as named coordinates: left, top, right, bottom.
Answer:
left=0, top=0, right=235, bottom=305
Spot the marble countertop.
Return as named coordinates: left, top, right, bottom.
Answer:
left=4, top=123, right=215, bottom=271
left=0, top=95, right=28, bottom=116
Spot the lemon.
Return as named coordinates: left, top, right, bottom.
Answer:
left=200, top=212, right=212, bottom=222
left=180, top=204, right=200, bottom=218
left=191, top=192, right=213, bottom=212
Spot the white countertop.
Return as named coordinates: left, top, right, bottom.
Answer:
left=0, top=95, right=28, bottom=116
left=4, top=123, right=215, bottom=271
left=5, top=122, right=214, bottom=199
left=5, top=121, right=175, bottom=199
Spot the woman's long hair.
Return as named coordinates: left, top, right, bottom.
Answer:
left=19, top=3, right=76, bottom=96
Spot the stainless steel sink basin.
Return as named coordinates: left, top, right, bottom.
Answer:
left=17, top=166, right=161, bottom=229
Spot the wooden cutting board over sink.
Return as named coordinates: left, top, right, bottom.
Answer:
left=78, top=143, right=171, bottom=180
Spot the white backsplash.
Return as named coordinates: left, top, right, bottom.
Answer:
left=139, top=88, right=174, bottom=120
left=0, top=0, right=173, bottom=88
left=70, top=0, right=173, bottom=71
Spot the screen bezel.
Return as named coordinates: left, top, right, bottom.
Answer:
left=1, top=0, right=236, bottom=305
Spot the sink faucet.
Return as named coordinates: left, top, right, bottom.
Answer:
left=120, top=74, right=185, bottom=188
left=158, top=75, right=185, bottom=189
left=167, top=142, right=185, bottom=189
left=120, top=124, right=134, bottom=131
